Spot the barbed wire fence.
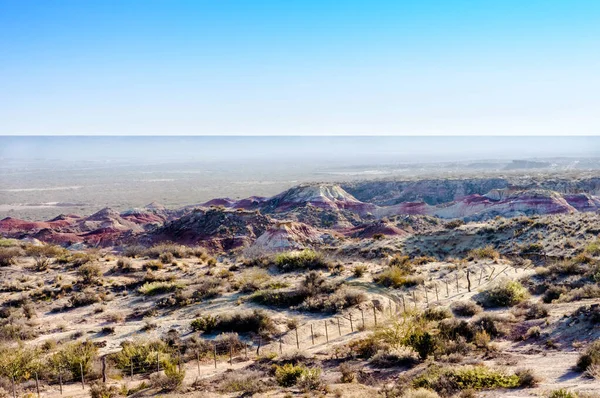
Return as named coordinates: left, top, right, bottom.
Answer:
left=10, top=260, right=531, bottom=396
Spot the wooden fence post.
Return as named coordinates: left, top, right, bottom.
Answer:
left=455, top=273, right=460, bottom=292
left=229, top=343, right=233, bottom=366
left=337, top=318, right=341, bottom=336
left=466, top=269, right=471, bottom=292
left=213, top=344, right=217, bottom=369
left=361, top=309, right=365, bottom=329
left=402, top=294, right=406, bottom=312
left=197, top=350, right=201, bottom=376
left=101, top=356, right=107, bottom=383
left=130, top=360, right=134, bottom=380
left=434, top=284, right=439, bottom=302
left=373, top=306, right=377, bottom=326
left=489, top=267, right=496, bottom=280
left=424, top=285, right=429, bottom=306
left=295, top=327, right=300, bottom=349
left=349, top=313, right=353, bottom=332
left=257, top=337, right=262, bottom=356
left=325, top=321, right=329, bottom=343
left=59, top=369, right=63, bottom=395
left=80, top=362, right=85, bottom=390
left=35, top=372, right=40, bottom=398
left=310, top=324, right=315, bottom=345
left=279, top=337, right=283, bottom=354
left=157, top=351, right=160, bottom=373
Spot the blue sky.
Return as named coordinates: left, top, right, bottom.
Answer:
left=1, top=1, right=599, bottom=135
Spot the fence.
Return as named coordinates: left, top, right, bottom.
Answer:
left=9, top=260, right=532, bottom=396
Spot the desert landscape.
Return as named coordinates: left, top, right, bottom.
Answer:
left=1, top=170, right=600, bottom=398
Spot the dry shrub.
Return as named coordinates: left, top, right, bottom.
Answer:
left=450, top=301, right=482, bottom=317
left=0, top=247, right=23, bottom=267
left=478, top=279, right=529, bottom=308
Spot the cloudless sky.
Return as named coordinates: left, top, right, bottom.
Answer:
left=1, top=1, right=600, bottom=135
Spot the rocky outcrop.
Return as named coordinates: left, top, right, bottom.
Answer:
left=251, top=221, right=327, bottom=252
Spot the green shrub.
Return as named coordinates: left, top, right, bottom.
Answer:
left=549, top=389, right=578, bottom=398
left=577, top=340, right=600, bottom=372
left=217, top=370, right=269, bottom=394
left=138, top=281, right=182, bottom=296
left=274, top=250, right=329, bottom=272
left=250, top=289, right=308, bottom=307
left=585, top=239, right=600, bottom=256
left=274, top=363, right=308, bottom=387
left=90, top=382, right=122, bottom=398
left=479, top=279, right=529, bottom=307
left=52, top=340, right=98, bottom=380
left=0, top=345, right=40, bottom=382
left=112, top=340, right=171, bottom=374
left=413, top=365, right=520, bottom=394
left=235, top=267, right=271, bottom=292
left=190, top=315, right=218, bottom=333
left=297, top=366, right=322, bottom=391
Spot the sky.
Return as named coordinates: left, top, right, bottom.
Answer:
left=1, top=1, right=600, bottom=135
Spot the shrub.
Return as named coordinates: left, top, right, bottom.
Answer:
left=116, top=258, right=133, bottom=273
left=405, top=330, right=437, bottom=360
left=402, top=389, right=440, bottom=398
left=479, top=279, right=529, bottom=307
left=138, top=281, right=182, bottom=296
left=274, top=363, right=308, bottom=387
left=190, top=315, right=218, bottom=333
left=413, top=365, right=520, bottom=394
left=389, top=254, right=413, bottom=272
left=77, top=263, right=103, bottom=285
left=112, top=340, right=171, bottom=374
left=274, top=250, right=329, bottom=272
left=585, top=239, right=600, bottom=256
left=251, top=289, right=308, bottom=308
left=543, top=285, right=566, bottom=303
left=450, top=301, right=482, bottom=317
left=0, top=345, right=40, bottom=382
left=53, top=340, right=98, bottom=380
left=577, top=341, right=600, bottom=372
left=90, top=382, right=122, bottom=398
left=297, top=366, right=323, bottom=391
left=70, top=288, right=105, bottom=307
left=339, top=363, right=357, bottom=383
left=217, top=370, right=270, bottom=394
left=422, top=306, right=452, bottom=321
left=470, top=314, right=512, bottom=338
left=161, top=360, right=185, bottom=390
left=549, top=389, right=578, bottom=398
left=353, top=265, right=367, bottom=277
left=374, top=266, right=423, bottom=288
left=515, top=368, right=540, bottom=387
left=523, top=302, right=549, bottom=319
left=467, top=246, right=500, bottom=261
left=0, top=247, right=23, bottom=267
left=235, top=267, right=270, bottom=292
left=144, top=243, right=191, bottom=259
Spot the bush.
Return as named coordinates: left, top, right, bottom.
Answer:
left=479, top=279, right=529, bottom=307
left=116, top=258, right=133, bottom=272
left=450, top=301, right=482, bottom=317
left=144, top=243, right=191, bottom=259
left=192, top=310, right=277, bottom=337
left=53, top=340, right=98, bottom=380
left=577, top=341, right=600, bottom=372
left=297, top=366, right=323, bottom=391
left=413, top=365, right=520, bottom=394
left=585, top=239, right=600, bottom=256
left=515, top=368, right=540, bottom=387
left=389, top=254, right=414, bottom=272
left=374, top=266, right=423, bottom=288
left=550, top=389, right=578, bottom=398
left=77, top=263, right=103, bottom=285
left=251, top=289, right=308, bottom=308
left=422, top=306, right=452, bottom=321
left=0, top=247, right=23, bottom=267
left=543, top=285, right=566, bottom=303
left=402, top=389, right=440, bottom=398
left=90, top=382, right=122, bottom=398
left=353, top=265, right=367, bottom=277
left=467, top=246, right=500, bottom=260
left=470, top=314, right=512, bottom=338
left=235, top=267, right=270, bottom=292
left=217, top=370, right=269, bottom=394
left=274, top=250, right=329, bottom=272
left=138, top=281, right=182, bottom=296
left=112, top=340, right=171, bottom=374
left=70, top=288, right=105, bottom=307
left=0, top=345, right=40, bottom=383
left=274, top=363, right=308, bottom=387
